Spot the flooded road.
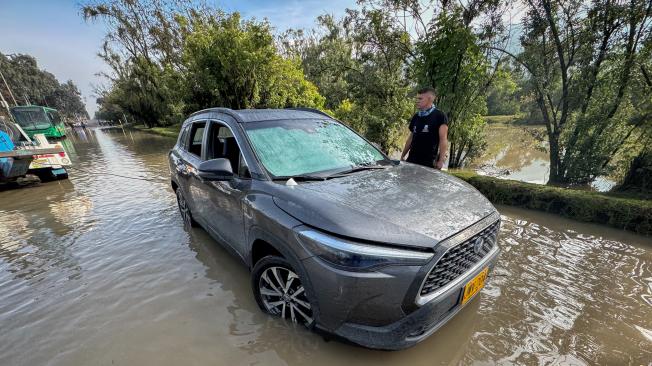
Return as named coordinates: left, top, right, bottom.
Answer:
left=1, top=128, right=650, bottom=365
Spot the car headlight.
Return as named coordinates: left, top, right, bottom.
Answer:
left=296, top=228, right=433, bottom=270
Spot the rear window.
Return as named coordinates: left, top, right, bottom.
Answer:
left=187, top=122, right=206, bottom=158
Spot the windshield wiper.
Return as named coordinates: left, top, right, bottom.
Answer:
left=327, top=163, right=388, bottom=178
left=273, top=175, right=326, bottom=182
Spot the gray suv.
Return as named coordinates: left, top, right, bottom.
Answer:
left=168, top=108, right=500, bottom=350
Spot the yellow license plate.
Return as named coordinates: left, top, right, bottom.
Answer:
left=31, top=159, right=48, bottom=168
left=461, top=267, right=489, bottom=304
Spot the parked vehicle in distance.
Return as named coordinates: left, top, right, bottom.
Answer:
left=10, top=105, right=67, bottom=139
left=168, top=108, right=501, bottom=350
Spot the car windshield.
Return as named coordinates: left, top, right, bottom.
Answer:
left=244, top=119, right=386, bottom=177
left=11, top=108, right=52, bottom=130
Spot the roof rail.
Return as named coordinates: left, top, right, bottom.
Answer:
left=189, top=107, right=244, bottom=122
left=286, top=107, right=331, bottom=118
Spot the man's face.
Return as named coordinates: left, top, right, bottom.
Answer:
left=415, top=92, right=435, bottom=110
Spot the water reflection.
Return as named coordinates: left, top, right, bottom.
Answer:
left=470, top=124, right=617, bottom=191
left=470, top=124, right=549, bottom=183
left=0, top=179, right=85, bottom=284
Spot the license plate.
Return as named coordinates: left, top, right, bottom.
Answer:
left=461, top=267, right=489, bottom=304
left=30, top=158, right=48, bottom=168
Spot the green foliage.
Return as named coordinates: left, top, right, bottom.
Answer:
left=290, top=15, right=357, bottom=110
left=96, top=57, right=183, bottom=126
left=86, top=0, right=651, bottom=190
left=182, top=13, right=323, bottom=111
left=617, top=150, right=652, bottom=195
left=332, top=97, right=413, bottom=152
left=486, top=68, right=521, bottom=115
left=415, top=9, right=489, bottom=167
left=451, top=170, right=652, bottom=235
left=513, top=0, right=652, bottom=185
left=288, top=11, right=414, bottom=153
left=86, top=2, right=324, bottom=125
left=0, top=52, right=88, bottom=120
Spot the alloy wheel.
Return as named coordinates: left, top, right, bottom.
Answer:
left=258, top=266, right=313, bottom=326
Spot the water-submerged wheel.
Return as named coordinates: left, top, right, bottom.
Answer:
left=252, top=256, right=314, bottom=327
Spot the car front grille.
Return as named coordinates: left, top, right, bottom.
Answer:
left=419, top=220, right=500, bottom=296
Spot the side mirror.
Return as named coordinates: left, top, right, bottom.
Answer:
left=197, top=158, right=233, bottom=181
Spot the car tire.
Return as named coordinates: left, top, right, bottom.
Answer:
left=252, top=255, right=315, bottom=328
left=175, top=187, right=198, bottom=228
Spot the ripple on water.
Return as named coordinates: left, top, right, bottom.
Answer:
left=464, top=214, right=652, bottom=365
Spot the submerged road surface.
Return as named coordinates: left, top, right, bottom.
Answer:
left=0, top=128, right=650, bottom=365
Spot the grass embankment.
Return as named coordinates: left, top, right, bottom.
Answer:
left=450, top=170, right=652, bottom=236
left=132, top=124, right=181, bottom=138
left=483, top=114, right=546, bottom=126
left=483, top=115, right=520, bottom=124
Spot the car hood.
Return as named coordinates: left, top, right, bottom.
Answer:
left=269, top=163, right=497, bottom=249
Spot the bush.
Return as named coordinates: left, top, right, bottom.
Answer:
left=450, top=170, right=652, bottom=235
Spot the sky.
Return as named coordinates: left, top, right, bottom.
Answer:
left=0, top=0, right=356, bottom=117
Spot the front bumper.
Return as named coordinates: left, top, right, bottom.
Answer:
left=301, top=245, right=501, bottom=350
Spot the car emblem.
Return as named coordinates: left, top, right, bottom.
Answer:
left=473, top=237, right=484, bottom=254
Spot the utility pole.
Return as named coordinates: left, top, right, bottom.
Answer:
left=0, top=67, right=18, bottom=106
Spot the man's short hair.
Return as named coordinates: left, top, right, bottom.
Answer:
left=417, top=86, right=436, bottom=95
left=417, top=87, right=437, bottom=96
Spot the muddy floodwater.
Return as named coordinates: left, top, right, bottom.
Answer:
left=468, top=124, right=616, bottom=192
left=1, top=128, right=651, bottom=365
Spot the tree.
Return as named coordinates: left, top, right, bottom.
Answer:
left=46, top=81, right=89, bottom=120
left=486, top=66, right=521, bottom=115
left=182, top=12, right=324, bottom=112
left=336, top=0, right=506, bottom=166
left=494, top=0, right=652, bottom=185
left=82, top=0, right=197, bottom=126
left=83, top=1, right=324, bottom=126
left=284, top=10, right=415, bottom=152
left=0, top=52, right=88, bottom=120
left=415, top=9, right=492, bottom=167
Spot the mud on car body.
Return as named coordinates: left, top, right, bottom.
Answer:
left=169, top=107, right=501, bottom=350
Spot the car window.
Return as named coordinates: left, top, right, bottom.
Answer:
left=207, top=121, right=249, bottom=178
left=178, top=125, right=190, bottom=149
left=188, top=122, right=206, bottom=158
left=244, top=119, right=385, bottom=177
left=238, top=152, right=250, bottom=178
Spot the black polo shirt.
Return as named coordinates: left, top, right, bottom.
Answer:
left=406, top=109, right=448, bottom=167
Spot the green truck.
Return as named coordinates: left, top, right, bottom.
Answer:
left=10, top=105, right=66, bottom=139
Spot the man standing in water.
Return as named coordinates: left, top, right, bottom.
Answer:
left=400, top=87, right=449, bottom=169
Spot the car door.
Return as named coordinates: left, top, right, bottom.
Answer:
left=170, top=123, right=191, bottom=192
left=180, top=120, right=209, bottom=223
left=199, top=120, right=251, bottom=258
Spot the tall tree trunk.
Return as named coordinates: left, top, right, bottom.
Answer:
left=449, top=140, right=458, bottom=168
left=548, top=134, right=562, bottom=185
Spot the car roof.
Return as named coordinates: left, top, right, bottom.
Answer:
left=188, top=108, right=331, bottom=124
